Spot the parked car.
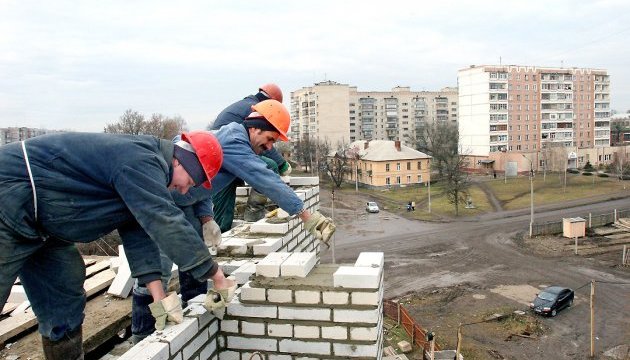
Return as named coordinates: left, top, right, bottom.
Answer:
left=366, top=201, right=379, bottom=213
left=529, top=286, right=574, bottom=317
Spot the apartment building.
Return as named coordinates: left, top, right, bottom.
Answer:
left=0, top=127, right=52, bottom=145
left=290, top=81, right=458, bottom=147
left=458, top=65, right=611, bottom=156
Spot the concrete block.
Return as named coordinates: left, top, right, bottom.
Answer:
left=281, top=252, right=317, bottom=277
left=227, top=335, right=278, bottom=351
left=220, top=319, right=239, bottom=333
left=240, top=282, right=266, bottom=302
left=241, top=321, right=266, bottom=335
left=333, top=342, right=380, bottom=357
left=333, top=266, right=381, bottom=289
left=107, top=245, right=134, bottom=298
left=250, top=220, right=289, bottom=235
left=294, top=325, right=320, bottom=339
left=294, top=290, right=320, bottom=304
left=256, top=252, right=291, bottom=278
left=182, top=329, right=209, bottom=359
left=253, top=236, right=284, bottom=255
left=355, top=252, right=384, bottom=268
left=226, top=302, right=277, bottom=319
left=232, top=261, right=257, bottom=284
left=289, top=177, right=319, bottom=186
left=278, top=306, right=330, bottom=321
left=322, top=291, right=349, bottom=305
left=267, top=288, right=293, bottom=303
left=321, top=325, right=347, bottom=340
left=333, top=308, right=380, bottom=324
left=117, top=339, right=169, bottom=360
left=350, top=326, right=379, bottom=341
left=351, top=291, right=380, bottom=306
left=398, top=340, right=412, bottom=353
left=279, top=339, right=330, bottom=356
left=267, top=323, right=293, bottom=338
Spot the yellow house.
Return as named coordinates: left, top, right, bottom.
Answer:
left=346, top=140, right=432, bottom=188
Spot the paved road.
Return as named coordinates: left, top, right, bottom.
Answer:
left=319, top=189, right=630, bottom=359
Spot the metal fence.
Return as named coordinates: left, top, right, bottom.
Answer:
left=531, top=208, right=630, bottom=236
left=383, top=299, right=440, bottom=353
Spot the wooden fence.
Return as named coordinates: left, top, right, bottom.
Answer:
left=383, top=299, right=440, bottom=353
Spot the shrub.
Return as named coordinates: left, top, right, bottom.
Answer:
left=583, top=161, right=595, bottom=172
left=567, top=169, right=580, bottom=174
left=598, top=173, right=609, bottom=178
left=582, top=172, right=593, bottom=176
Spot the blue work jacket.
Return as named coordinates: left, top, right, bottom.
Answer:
left=174, top=122, right=304, bottom=218
left=211, top=93, right=285, bottom=166
left=0, top=133, right=216, bottom=285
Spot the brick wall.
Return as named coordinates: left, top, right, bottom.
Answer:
left=117, top=177, right=384, bottom=360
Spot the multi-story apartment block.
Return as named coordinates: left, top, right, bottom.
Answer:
left=290, top=81, right=457, bottom=147
left=0, top=127, right=52, bottom=146
left=458, top=65, right=611, bottom=156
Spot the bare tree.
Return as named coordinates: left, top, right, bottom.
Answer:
left=442, top=146, right=471, bottom=216
left=294, top=135, right=317, bottom=172
left=324, top=141, right=352, bottom=188
left=104, top=109, right=187, bottom=139
left=104, top=109, right=145, bottom=135
left=412, top=121, right=459, bottom=179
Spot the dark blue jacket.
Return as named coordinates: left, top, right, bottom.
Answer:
left=211, top=92, right=285, bottom=166
left=0, top=133, right=216, bottom=285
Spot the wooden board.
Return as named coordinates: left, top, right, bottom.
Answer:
left=0, top=309, right=37, bottom=345
left=1, top=304, right=18, bottom=316
left=85, top=260, right=111, bottom=278
left=84, top=269, right=116, bottom=298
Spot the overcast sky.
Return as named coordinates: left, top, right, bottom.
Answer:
left=1, top=0, right=629, bottom=132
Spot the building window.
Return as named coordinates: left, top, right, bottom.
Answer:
left=396, top=176, right=401, bottom=184
left=407, top=175, right=411, bottom=184
left=396, top=163, right=401, bottom=171
left=407, top=162, right=411, bottom=170
left=386, top=177, right=390, bottom=185
left=417, top=161, right=422, bottom=170
left=418, top=175, right=423, bottom=183
left=386, top=163, right=390, bottom=172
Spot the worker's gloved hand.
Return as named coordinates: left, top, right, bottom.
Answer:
left=304, top=211, right=336, bottom=247
left=204, top=280, right=237, bottom=320
left=149, top=293, right=183, bottom=330
left=202, top=218, right=222, bottom=250
left=279, top=161, right=292, bottom=176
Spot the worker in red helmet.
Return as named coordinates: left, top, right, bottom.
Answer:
left=0, top=131, right=232, bottom=360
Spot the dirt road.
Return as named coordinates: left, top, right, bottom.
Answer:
left=319, top=188, right=630, bottom=359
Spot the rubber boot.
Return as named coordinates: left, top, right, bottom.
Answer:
left=42, top=327, right=84, bottom=360
left=244, top=189, right=268, bottom=222
left=130, top=291, right=156, bottom=344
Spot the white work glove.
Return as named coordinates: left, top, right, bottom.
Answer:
left=202, top=219, right=222, bottom=254
left=304, top=211, right=336, bottom=247
left=149, top=292, right=183, bottom=330
left=279, top=161, right=292, bottom=176
left=204, top=280, right=237, bottom=320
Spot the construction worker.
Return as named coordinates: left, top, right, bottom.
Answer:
left=0, top=131, right=234, bottom=360
left=210, top=83, right=292, bottom=229
left=131, top=99, right=336, bottom=341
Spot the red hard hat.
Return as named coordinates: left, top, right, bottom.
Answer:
left=181, top=131, right=223, bottom=189
left=259, top=83, right=283, bottom=102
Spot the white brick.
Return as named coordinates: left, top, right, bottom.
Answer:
left=322, top=291, right=349, bottom=305
left=208, top=318, right=220, bottom=336
left=227, top=302, right=277, bottom=319
left=279, top=339, right=330, bottom=356
left=334, top=343, right=380, bottom=357
left=268, top=355, right=293, bottom=360
left=218, top=238, right=248, bottom=255
left=250, top=220, right=289, bottom=234
left=153, top=317, right=198, bottom=355
left=107, top=245, right=134, bottom=298
left=232, top=261, right=257, bottom=284
left=333, top=308, right=380, bottom=324
left=253, top=236, right=284, bottom=255
left=351, top=291, right=380, bottom=306
left=278, top=306, right=330, bottom=321
left=182, top=330, right=209, bottom=359
left=199, top=340, right=217, bottom=360
left=355, top=252, right=384, bottom=268
left=294, top=191, right=306, bottom=200
left=218, top=350, right=240, bottom=360
left=294, top=290, right=320, bottom=304
left=289, top=177, right=319, bottom=186
left=220, top=319, right=239, bottom=333
left=267, top=288, right=292, bottom=303
left=227, top=335, right=277, bottom=351
left=267, top=323, right=292, bottom=338
left=117, top=339, right=169, bottom=360
left=281, top=252, right=317, bottom=277
left=256, top=252, right=292, bottom=278
left=333, top=266, right=381, bottom=289
left=185, top=303, right=213, bottom=329
left=294, top=325, right=320, bottom=339
left=236, top=187, right=250, bottom=196
left=240, top=282, right=266, bottom=302
left=321, top=326, right=347, bottom=340
left=350, top=326, right=378, bottom=341
left=241, top=321, right=266, bottom=335
left=220, top=259, right=252, bottom=275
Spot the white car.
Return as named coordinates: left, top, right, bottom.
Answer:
left=366, top=201, right=379, bottom=213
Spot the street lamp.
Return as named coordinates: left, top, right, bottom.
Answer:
left=522, top=154, right=534, bottom=237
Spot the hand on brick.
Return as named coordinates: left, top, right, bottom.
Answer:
left=149, top=292, right=183, bottom=330
left=204, top=278, right=237, bottom=320
left=304, top=210, right=336, bottom=247
left=202, top=218, right=222, bottom=250
left=279, top=161, right=292, bottom=176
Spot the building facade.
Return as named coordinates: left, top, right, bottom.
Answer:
left=290, top=81, right=457, bottom=147
left=0, top=127, right=53, bottom=146
left=610, top=114, right=630, bottom=146
left=458, top=65, right=611, bottom=156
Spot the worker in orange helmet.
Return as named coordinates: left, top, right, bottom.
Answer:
left=0, top=131, right=232, bottom=359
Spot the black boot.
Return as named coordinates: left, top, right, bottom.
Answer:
left=130, top=290, right=156, bottom=344
left=244, top=189, right=268, bottom=221
left=42, top=327, right=84, bottom=360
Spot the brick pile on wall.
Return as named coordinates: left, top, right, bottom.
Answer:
left=116, top=176, right=384, bottom=360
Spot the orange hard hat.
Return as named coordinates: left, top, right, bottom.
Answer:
left=181, top=131, right=223, bottom=189
left=259, top=83, right=283, bottom=102
left=247, top=99, right=290, bottom=141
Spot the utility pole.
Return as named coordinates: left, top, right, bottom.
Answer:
left=523, top=154, right=534, bottom=237
left=427, top=179, right=431, bottom=213
left=590, top=280, right=595, bottom=358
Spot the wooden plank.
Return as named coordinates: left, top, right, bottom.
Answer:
left=83, top=258, right=97, bottom=267
left=84, top=269, right=116, bottom=298
left=7, top=286, right=27, bottom=304
left=0, top=309, right=37, bottom=345
left=1, top=304, right=18, bottom=316
left=85, top=260, right=111, bottom=278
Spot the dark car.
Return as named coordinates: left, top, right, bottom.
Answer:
left=529, top=286, right=574, bottom=317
